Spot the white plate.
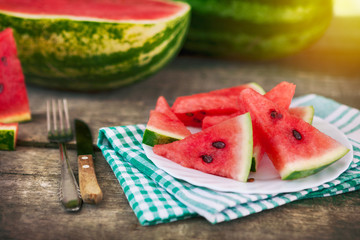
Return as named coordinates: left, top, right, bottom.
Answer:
left=143, top=117, right=353, bottom=194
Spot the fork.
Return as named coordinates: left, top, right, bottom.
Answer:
left=46, top=99, right=82, bottom=211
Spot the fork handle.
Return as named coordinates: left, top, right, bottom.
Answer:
left=59, top=143, right=82, bottom=211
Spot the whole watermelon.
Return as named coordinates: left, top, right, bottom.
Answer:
left=176, top=0, right=333, bottom=60
left=0, top=0, right=190, bottom=91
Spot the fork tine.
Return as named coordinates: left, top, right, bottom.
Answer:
left=63, top=99, right=70, bottom=131
left=52, top=99, right=57, bottom=132
left=58, top=99, right=64, bottom=133
left=46, top=100, right=51, bottom=133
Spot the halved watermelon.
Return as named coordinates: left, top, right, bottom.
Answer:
left=153, top=113, right=253, bottom=182
left=0, top=122, right=18, bottom=150
left=0, top=28, right=31, bottom=123
left=0, top=0, right=190, bottom=91
left=239, top=89, right=349, bottom=180
left=142, top=96, right=191, bottom=146
left=172, top=82, right=265, bottom=127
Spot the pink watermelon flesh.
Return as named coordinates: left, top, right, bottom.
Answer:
left=172, top=95, right=239, bottom=127
left=153, top=113, right=253, bottom=182
left=0, top=28, right=31, bottom=123
left=155, top=96, right=185, bottom=122
left=171, top=83, right=264, bottom=127
left=265, top=81, right=296, bottom=109
left=0, top=0, right=185, bottom=21
left=238, top=88, right=349, bottom=180
left=203, top=107, right=311, bottom=129
left=202, top=81, right=296, bottom=171
left=142, top=96, right=191, bottom=146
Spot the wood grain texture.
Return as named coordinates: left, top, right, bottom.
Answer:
left=1, top=147, right=359, bottom=240
left=78, top=154, right=103, bottom=204
left=1, top=16, right=359, bottom=240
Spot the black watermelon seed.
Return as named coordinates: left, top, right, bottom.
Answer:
left=200, top=111, right=206, bottom=115
left=0, top=83, right=3, bottom=94
left=193, top=118, right=201, bottom=123
left=1, top=56, right=7, bottom=66
left=186, top=113, right=194, bottom=117
left=270, top=110, right=283, bottom=119
left=212, top=141, right=226, bottom=149
left=292, top=129, right=302, bottom=140
left=201, top=155, right=213, bottom=163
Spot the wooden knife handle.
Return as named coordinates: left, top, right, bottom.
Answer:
left=78, top=155, right=103, bottom=204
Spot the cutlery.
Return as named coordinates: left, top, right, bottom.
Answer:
left=46, top=99, right=82, bottom=211
left=75, top=119, right=103, bottom=204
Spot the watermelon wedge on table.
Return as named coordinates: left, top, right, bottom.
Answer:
left=0, top=28, right=31, bottom=123
left=153, top=113, right=253, bottom=182
left=0, top=122, right=18, bottom=150
left=238, top=89, right=349, bottom=180
left=0, top=0, right=190, bottom=91
left=171, top=82, right=265, bottom=127
left=142, top=96, right=191, bottom=147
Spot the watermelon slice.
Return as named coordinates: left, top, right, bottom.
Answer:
left=153, top=113, right=253, bottom=182
left=201, top=81, right=296, bottom=172
left=0, top=122, right=18, bottom=150
left=142, top=96, right=191, bottom=146
left=171, top=82, right=265, bottom=127
left=239, top=89, right=350, bottom=180
left=0, top=28, right=31, bottom=123
left=202, top=81, right=297, bottom=128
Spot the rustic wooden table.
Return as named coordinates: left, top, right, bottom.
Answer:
left=1, top=17, right=360, bottom=240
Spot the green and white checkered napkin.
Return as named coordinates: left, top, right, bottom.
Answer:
left=97, top=94, right=360, bottom=226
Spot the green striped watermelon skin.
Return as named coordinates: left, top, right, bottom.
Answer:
left=176, top=0, right=333, bottom=60
left=0, top=4, right=190, bottom=91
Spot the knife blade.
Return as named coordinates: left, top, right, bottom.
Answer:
left=75, top=119, right=103, bottom=204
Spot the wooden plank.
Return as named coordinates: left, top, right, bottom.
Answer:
left=1, top=147, right=359, bottom=240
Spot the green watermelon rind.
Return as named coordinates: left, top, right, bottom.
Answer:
left=247, top=82, right=266, bottom=95
left=303, top=106, right=315, bottom=124
left=0, top=125, right=17, bottom=151
left=142, top=127, right=184, bottom=147
left=291, top=106, right=315, bottom=124
left=176, top=0, right=333, bottom=60
left=0, top=111, right=31, bottom=123
left=251, top=147, right=261, bottom=172
left=234, top=112, right=253, bottom=182
left=0, top=2, right=191, bottom=91
left=281, top=146, right=350, bottom=180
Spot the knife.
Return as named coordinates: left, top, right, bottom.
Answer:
left=75, top=119, right=103, bottom=204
